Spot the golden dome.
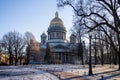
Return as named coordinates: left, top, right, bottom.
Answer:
left=50, top=12, right=64, bottom=27
left=48, top=12, right=66, bottom=33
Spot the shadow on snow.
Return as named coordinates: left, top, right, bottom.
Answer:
left=62, top=70, right=120, bottom=80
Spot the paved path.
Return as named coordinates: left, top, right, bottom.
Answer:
left=51, top=65, right=120, bottom=80
left=55, top=71, right=120, bottom=80
left=54, top=70, right=120, bottom=80
left=54, top=72, right=90, bottom=80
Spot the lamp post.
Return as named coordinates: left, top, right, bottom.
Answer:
left=88, top=31, right=93, bottom=75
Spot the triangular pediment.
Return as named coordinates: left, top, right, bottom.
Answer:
left=54, top=44, right=69, bottom=49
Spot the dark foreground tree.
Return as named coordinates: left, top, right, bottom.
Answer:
left=24, top=32, right=36, bottom=64
left=57, top=0, right=120, bottom=70
left=71, top=15, right=88, bottom=65
left=44, top=43, right=52, bottom=64
left=1, top=31, right=26, bottom=65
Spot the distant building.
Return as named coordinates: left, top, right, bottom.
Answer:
left=28, top=39, right=41, bottom=64
left=0, top=52, right=9, bottom=65
left=29, top=12, right=86, bottom=64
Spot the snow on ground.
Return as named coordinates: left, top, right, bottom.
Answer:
left=0, top=66, right=59, bottom=80
left=0, top=65, right=120, bottom=80
left=34, top=64, right=120, bottom=80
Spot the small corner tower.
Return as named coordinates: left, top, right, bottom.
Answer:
left=70, top=33, right=76, bottom=43
left=41, top=32, right=47, bottom=45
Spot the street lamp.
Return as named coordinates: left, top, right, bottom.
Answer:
left=88, top=31, right=93, bottom=75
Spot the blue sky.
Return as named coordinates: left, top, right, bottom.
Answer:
left=0, top=0, right=73, bottom=42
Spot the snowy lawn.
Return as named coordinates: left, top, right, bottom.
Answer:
left=34, top=64, right=120, bottom=80
left=0, top=66, right=59, bottom=80
left=0, top=65, right=120, bottom=80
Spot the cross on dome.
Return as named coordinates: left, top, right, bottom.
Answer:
left=55, top=11, right=58, bottom=17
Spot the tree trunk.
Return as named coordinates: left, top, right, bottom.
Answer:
left=118, top=50, right=120, bottom=70
left=19, top=58, right=22, bottom=65
left=101, top=48, right=104, bottom=66
left=94, top=48, right=97, bottom=65
left=9, top=55, right=11, bottom=65
left=81, top=55, right=84, bottom=65
left=14, top=54, right=18, bottom=66
left=9, top=54, right=13, bottom=65
left=15, top=58, right=18, bottom=66
left=26, top=46, right=30, bottom=65
left=113, top=52, right=117, bottom=65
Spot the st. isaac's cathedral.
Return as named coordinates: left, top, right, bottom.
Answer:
left=28, top=12, right=86, bottom=64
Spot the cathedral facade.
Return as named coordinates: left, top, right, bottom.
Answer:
left=28, top=12, right=86, bottom=64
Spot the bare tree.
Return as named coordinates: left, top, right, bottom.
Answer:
left=0, top=41, right=3, bottom=53
left=44, top=42, right=52, bottom=64
left=1, top=32, right=14, bottom=65
left=1, top=31, right=26, bottom=65
left=24, top=32, right=36, bottom=64
left=69, top=6, right=88, bottom=65
left=57, top=0, right=120, bottom=70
